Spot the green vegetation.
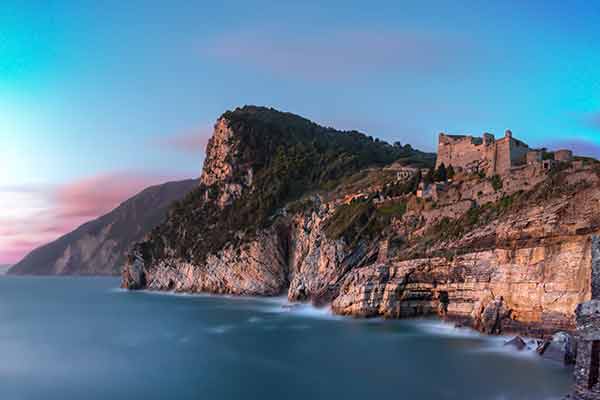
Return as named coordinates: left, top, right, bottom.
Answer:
left=542, top=151, right=555, bottom=160
left=490, top=175, right=503, bottom=191
left=382, top=172, right=420, bottom=197
left=424, top=168, right=435, bottom=184
left=324, top=198, right=407, bottom=246
left=401, top=190, right=528, bottom=259
left=447, top=164, right=455, bottom=180
left=149, top=106, right=434, bottom=262
left=434, top=163, right=448, bottom=182
left=377, top=201, right=407, bottom=216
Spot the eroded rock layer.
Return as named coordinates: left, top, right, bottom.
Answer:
left=122, top=106, right=600, bottom=337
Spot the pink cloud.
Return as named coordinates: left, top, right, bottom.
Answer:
left=0, top=171, right=189, bottom=264
left=156, top=128, right=212, bottom=154
left=206, top=29, right=475, bottom=81
left=53, top=173, right=168, bottom=219
left=544, top=139, right=600, bottom=159
left=590, top=113, right=600, bottom=130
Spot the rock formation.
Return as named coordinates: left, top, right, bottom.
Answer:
left=122, top=105, right=600, bottom=338
left=566, top=236, right=600, bottom=399
left=8, top=179, right=198, bottom=275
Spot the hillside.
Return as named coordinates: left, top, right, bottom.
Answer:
left=128, top=106, right=435, bottom=271
left=122, top=106, right=600, bottom=338
left=8, top=179, right=198, bottom=276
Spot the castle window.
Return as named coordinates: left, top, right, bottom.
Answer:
left=589, top=341, right=600, bottom=389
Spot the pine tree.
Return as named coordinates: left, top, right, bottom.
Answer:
left=435, top=163, right=447, bottom=182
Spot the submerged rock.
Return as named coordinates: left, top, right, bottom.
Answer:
left=536, top=331, right=577, bottom=365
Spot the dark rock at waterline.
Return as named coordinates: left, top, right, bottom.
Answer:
left=536, top=331, right=577, bottom=365
left=504, top=336, right=527, bottom=351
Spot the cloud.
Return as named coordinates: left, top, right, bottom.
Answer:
left=0, top=171, right=188, bottom=264
left=589, top=113, right=600, bottom=130
left=156, top=128, right=212, bottom=154
left=53, top=173, right=170, bottom=219
left=206, top=29, right=475, bottom=81
left=543, top=139, right=600, bottom=159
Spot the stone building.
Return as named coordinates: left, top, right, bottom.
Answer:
left=571, top=236, right=600, bottom=400
left=436, top=129, right=576, bottom=177
left=556, top=149, right=574, bottom=162
left=416, top=182, right=446, bottom=202
left=527, top=150, right=543, bottom=165
left=436, top=130, right=531, bottom=176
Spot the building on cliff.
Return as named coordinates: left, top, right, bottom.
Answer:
left=436, top=130, right=574, bottom=177
left=572, top=236, right=600, bottom=400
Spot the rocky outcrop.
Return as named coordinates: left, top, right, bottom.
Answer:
left=505, top=336, right=527, bottom=351
left=9, top=179, right=198, bottom=275
left=536, top=331, right=577, bottom=364
left=330, top=189, right=599, bottom=336
left=121, top=106, right=600, bottom=339
left=122, top=226, right=288, bottom=295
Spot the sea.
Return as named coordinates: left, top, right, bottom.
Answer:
left=0, top=276, right=572, bottom=400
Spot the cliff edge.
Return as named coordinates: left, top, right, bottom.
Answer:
left=122, top=106, right=600, bottom=337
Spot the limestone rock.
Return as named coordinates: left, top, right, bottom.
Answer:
left=475, top=297, right=512, bottom=335
left=120, top=106, right=600, bottom=340
left=536, top=331, right=577, bottom=365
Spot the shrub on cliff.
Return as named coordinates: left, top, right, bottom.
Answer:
left=324, top=197, right=407, bottom=246
left=490, top=175, right=503, bottom=191
left=147, top=106, right=435, bottom=263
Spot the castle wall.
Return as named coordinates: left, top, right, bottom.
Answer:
left=437, top=132, right=532, bottom=177
left=527, top=150, right=542, bottom=164
left=436, top=134, right=493, bottom=173
left=509, top=139, right=530, bottom=166
left=556, top=149, right=574, bottom=162
left=494, top=138, right=512, bottom=175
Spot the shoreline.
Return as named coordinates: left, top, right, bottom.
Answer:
left=120, top=284, right=575, bottom=365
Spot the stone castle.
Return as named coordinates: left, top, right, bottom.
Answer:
left=436, top=129, right=573, bottom=177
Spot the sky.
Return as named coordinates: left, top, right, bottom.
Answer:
left=1, top=0, right=600, bottom=264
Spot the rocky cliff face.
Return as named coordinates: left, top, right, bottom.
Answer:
left=9, top=179, right=198, bottom=275
left=122, top=106, right=600, bottom=338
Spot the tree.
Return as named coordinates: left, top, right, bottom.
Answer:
left=491, top=175, right=503, bottom=191
left=434, top=163, right=447, bottom=182
left=424, top=168, right=435, bottom=185
left=447, top=164, right=455, bottom=180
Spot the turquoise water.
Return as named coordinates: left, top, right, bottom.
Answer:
left=0, top=277, right=572, bottom=399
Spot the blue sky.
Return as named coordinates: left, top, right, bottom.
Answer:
left=1, top=0, right=599, bottom=262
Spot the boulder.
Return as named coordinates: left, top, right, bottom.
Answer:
left=504, top=336, right=527, bottom=351
left=475, top=297, right=512, bottom=334
left=536, top=331, right=577, bottom=364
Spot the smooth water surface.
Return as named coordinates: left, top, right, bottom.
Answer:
left=0, top=277, right=571, bottom=399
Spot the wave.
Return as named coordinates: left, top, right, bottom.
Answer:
left=413, top=319, right=546, bottom=360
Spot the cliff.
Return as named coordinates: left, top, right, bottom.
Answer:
left=8, top=179, right=198, bottom=276
left=122, top=106, right=600, bottom=337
